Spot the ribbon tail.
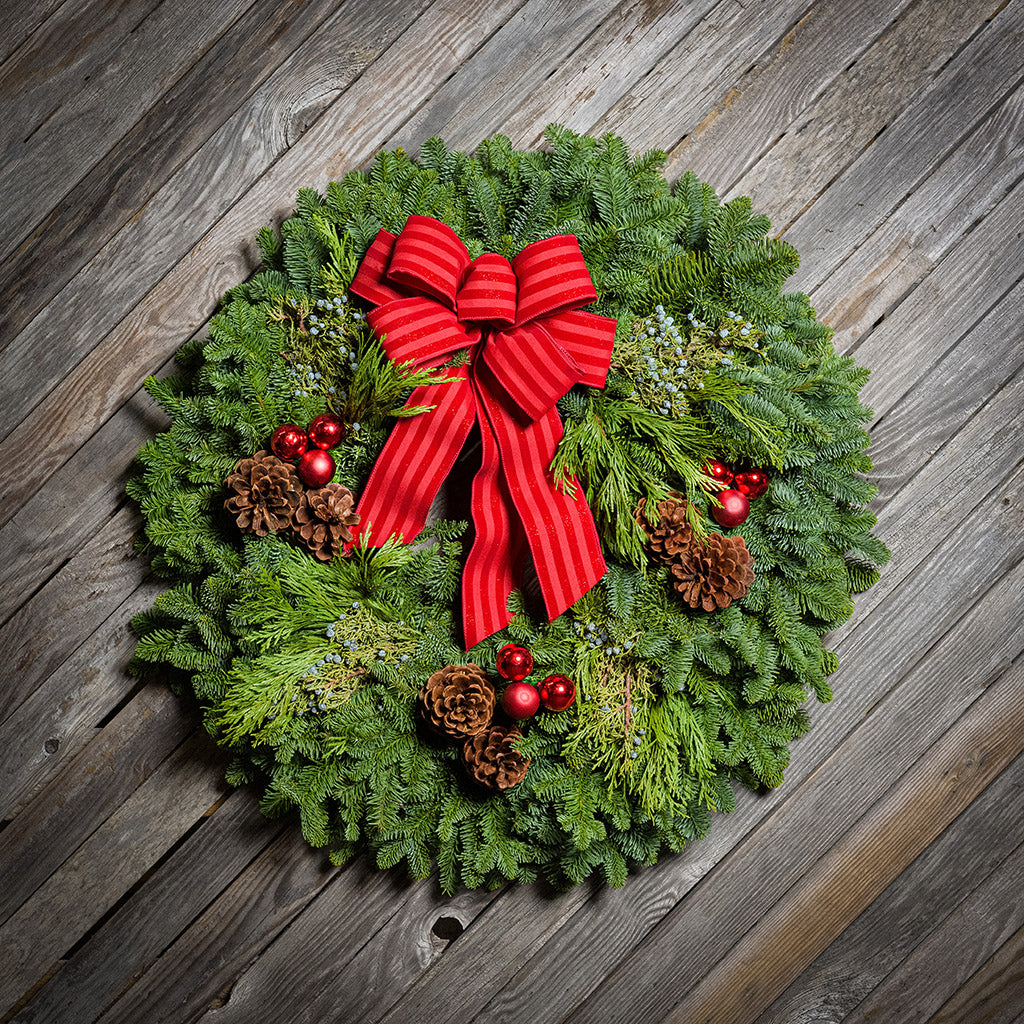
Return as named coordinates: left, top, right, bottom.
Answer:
left=461, top=394, right=526, bottom=649
left=475, top=362, right=606, bottom=625
left=352, top=368, right=475, bottom=548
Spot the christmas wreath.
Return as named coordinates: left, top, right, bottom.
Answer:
left=129, top=126, right=888, bottom=892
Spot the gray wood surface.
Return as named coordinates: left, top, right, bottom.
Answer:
left=1, top=1, right=1022, bottom=1022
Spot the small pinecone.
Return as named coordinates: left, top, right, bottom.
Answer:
left=670, top=532, right=755, bottom=612
left=419, top=663, right=497, bottom=740
left=638, top=493, right=694, bottom=563
left=293, top=482, right=360, bottom=562
left=224, top=450, right=302, bottom=537
left=463, top=725, right=530, bottom=791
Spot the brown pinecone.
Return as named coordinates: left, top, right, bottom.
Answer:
left=419, top=664, right=497, bottom=740
left=638, top=493, right=694, bottom=563
left=224, top=450, right=303, bottom=537
left=669, top=531, right=755, bottom=612
left=293, top=482, right=360, bottom=562
left=463, top=725, right=530, bottom=791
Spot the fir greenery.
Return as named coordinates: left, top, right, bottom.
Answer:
left=129, top=126, right=888, bottom=893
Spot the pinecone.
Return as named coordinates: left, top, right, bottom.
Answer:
left=669, top=531, right=755, bottom=611
left=419, top=663, right=497, bottom=740
left=224, top=450, right=303, bottom=537
left=638, top=493, right=694, bottom=563
left=463, top=725, right=530, bottom=791
left=293, top=482, right=360, bottom=562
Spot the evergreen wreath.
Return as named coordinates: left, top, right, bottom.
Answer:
left=129, top=126, right=889, bottom=893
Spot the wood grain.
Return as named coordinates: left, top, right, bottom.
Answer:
left=0, top=0, right=432, bottom=442
left=93, top=832, right=341, bottom=1024
left=844, top=813, right=1024, bottom=1024
left=0, top=0, right=255, bottom=265
left=8, top=789, right=281, bottom=1024
left=755, top=752, right=1024, bottom=1023
left=0, top=0, right=162, bottom=159
left=661, top=650, right=1024, bottom=1024
left=783, top=0, right=1024, bottom=293
left=0, top=0, right=347, bottom=353
left=0, top=685, right=193, bottom=927
left=0, top=0, right=66, bottom=66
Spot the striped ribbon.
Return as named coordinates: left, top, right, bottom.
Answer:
left=349, top=215, right=617, bottom=648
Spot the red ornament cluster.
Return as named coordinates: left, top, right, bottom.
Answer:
left=495, top=644, right=577, bottom=720
left=271, top=414, right=346, bottom=488
left=702, top=460, right=770, bottom=528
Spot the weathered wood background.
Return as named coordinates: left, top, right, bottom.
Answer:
left=1, top=1, right=1022, bottom=1021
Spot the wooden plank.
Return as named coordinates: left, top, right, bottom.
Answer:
left=925, top=924, right=1024, bottom=1024
left=658, top=650, right=1024, bottom=1024
left=0, top=726, right=226, bottom=1012
left=8, top=789, right=282, bottom=1024
left=492, top=0, right=722, bottom=149
left=0, top=375, right=169, bottom=625
left=834, top=813, right=1024, bottom=1024
left=835, top=177, right=1024, bottom=427
left=781, top=0, right=1024, bottom=294
left=360, top=441, right=1024, bottom=1024
left=0, top=686, right=194, bottom=927
left=0, top=0, right=353, bottom=354
left=0, top=0, right=65, bottom=66
left=198, top=869, right=500, bottom=1024
left=665, top=0, right=931, bottom=189
left=812, top=79, right=1024, bottom=353
left=686, top=0, right=1000, bottom=218
left=93, top=832, right=342, bottom=1024
left=0, top=574, right=164, bottom=820
left=0, top=505, right=149, bottom=724
left=0, top=0, right=161, bottom=159
left=865, top=277, right=1024, bottom=516
left=586, top=0, right=812, bottom=152
left=0, top=0, right=525, bottom=522
left=755, top=751, right=1024, bottom=1022
left=397, top=0, right=702, bottom=149
left=0, top=0, right=255, bottom=265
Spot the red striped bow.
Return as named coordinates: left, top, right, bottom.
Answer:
left=349, top=214, right=617, bottom=649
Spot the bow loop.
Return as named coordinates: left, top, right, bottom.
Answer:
left=457, top=253, right=517, bottom=325
left=385, top=215, right=470, bottom=308
left=512, top=235, right=599, bottom=325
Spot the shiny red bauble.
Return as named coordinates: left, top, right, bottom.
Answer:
left=270, top=424, right=308, bottom=462
left=538, top=674, right=576, bottom=712
left=297, top=448, right=335, bottom=487
left=733, top=468, right=769, bottom=499
left=703, top=459, right=734, bottom=485
left=307, top=413, right=344, bottom=450
left=711, top=488, right=750, bottom=528
left=500, top=681, right=540, bottom=720
left=496, top=644, right=534, bottom=681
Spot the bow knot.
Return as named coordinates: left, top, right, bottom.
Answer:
left=349, top=215, right=617, bottom=648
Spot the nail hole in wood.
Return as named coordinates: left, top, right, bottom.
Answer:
left=431, top=915, right=464, bottom=941
left=44, top=737, right=60, bottom=754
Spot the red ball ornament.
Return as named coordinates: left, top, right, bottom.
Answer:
left=703, top=460, right=734, bottom=485
left=501, top=681, right=540, bottom=720
left=538, top=674, right=576, bottom=712
left=496, top=644, right=534, bottom=681
left=297, top=448, right=335, bottom=487
left=711, top=488, right=750, bottom=528
left=270, top=424, right=308, bottom=462
left=307, top=413, right=344, bottom=450
left=733, top=468, right=769, bottom=499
